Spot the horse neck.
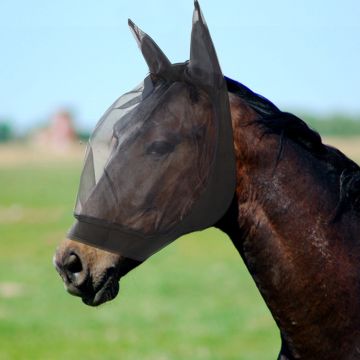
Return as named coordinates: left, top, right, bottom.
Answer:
left=217, top=93, right=360, bottom=358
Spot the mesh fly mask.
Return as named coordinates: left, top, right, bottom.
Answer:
left=68, top=1, right=236, bottom=261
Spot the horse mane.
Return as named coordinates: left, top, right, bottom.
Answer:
left=225, top=76, right=360, bottom=217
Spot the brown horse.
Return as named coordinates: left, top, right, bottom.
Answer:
left=54, top=6, right=360, bottom=360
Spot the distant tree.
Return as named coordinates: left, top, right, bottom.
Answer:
left=0, top=121, right=13, bottom=142
left=76, top=130, right=90, bottom=143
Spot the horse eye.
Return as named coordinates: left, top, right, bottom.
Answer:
left=146, top=141, right=175, bottom=156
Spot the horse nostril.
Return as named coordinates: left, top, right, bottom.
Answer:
left=60, top=252, right=87, bottom=289
left=54, top=248, right=89, bottom=297
left=65, top=253, right=83, bottom=274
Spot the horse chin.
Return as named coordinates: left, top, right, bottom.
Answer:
left=81, top=275, right=120, bottom=307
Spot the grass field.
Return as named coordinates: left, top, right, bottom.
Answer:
left=0, top=138, right=359, bottom=360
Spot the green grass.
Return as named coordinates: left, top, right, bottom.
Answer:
left=302, top=113, right=360, bottom=137
left=0, top=160, right=280, bottom=360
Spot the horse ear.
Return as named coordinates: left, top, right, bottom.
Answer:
left=188, top=1, right=223, bottom=87
left=128, top=19, right=171, bottom=76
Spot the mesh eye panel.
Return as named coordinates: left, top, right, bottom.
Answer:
left=75, top=82, right=146, bottom=216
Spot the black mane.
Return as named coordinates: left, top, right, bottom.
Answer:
left=225, top=76, right=324, bottom=153
left=225, top=76, right=280, bottom=117
left=225, top=76, right=360, bottom=217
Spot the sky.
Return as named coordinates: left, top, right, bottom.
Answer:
left=1, top=0, right=359, bottom=133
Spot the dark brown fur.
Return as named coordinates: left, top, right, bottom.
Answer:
left=215, top=90, right=360, bottom=359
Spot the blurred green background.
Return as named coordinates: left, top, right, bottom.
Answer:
left=0, top=133, right=359, bottom=360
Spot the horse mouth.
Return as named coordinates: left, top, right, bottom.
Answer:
left=82, top=270, right=120, bottom=307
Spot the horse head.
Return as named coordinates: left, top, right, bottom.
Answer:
left=54, top=1, right=236, bottom=306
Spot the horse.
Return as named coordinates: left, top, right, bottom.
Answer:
left=54, top=2, right=360, bottom=359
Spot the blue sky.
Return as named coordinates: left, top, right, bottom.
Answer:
left=1, top=0, right=359, bottom=133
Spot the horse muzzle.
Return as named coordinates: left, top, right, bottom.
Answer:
left=53, top=240, right=142, bottom=306
left=53, top=245, right=119, bottom=306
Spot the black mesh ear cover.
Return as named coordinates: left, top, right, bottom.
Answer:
left=68, top=1, right=236, bottom=261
